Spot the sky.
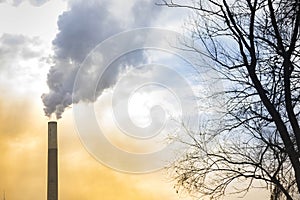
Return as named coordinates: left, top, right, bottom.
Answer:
left=0, top=0, right=271, bottom=199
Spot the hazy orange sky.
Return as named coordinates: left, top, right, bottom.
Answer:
left=0, top=86, right=185, bottom=200
left=0, top=86, right=270, bottom=199
left=0, top=1, right=271, bottom=199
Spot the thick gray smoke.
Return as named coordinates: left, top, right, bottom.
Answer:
left=41, top=0, right=162, bottom=119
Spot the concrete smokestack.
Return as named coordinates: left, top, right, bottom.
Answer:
left=47, top=121, right=58, bottom=200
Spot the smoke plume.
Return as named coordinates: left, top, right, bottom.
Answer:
left=42, top=0, right=161, bottom=119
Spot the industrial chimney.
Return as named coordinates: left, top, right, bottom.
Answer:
left=47, top=121, right=58, bottom=200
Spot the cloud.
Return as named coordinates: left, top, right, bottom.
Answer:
left=42, top=0, right=163, bottom=119
left=1, top=0, right=50, bottom=7
left=0, top=34, right=42, bottom=68
left=0, top=33, right=48, bottom=96
left=131, top=0, right=162, bottom=26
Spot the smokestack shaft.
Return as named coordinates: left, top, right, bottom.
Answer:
left=47, top=121, right=58, bottom=200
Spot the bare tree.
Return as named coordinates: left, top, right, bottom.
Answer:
left=159, top=0, right=300, bottom=199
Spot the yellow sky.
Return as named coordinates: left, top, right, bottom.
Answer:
left=0, top=86, right=187, bottom=200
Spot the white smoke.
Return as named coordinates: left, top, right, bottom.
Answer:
left=41, top=0, right=162, bottom=119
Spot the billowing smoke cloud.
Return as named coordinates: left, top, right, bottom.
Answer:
left=42, top=0, right=162, bottom=119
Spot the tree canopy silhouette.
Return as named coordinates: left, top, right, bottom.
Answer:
left=159, top=0, right=300, bottom=199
